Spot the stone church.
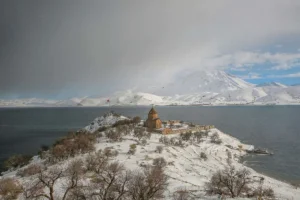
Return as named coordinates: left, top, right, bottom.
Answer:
left=145, top=107, right=162, bottom=129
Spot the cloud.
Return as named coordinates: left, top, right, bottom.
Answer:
left=238, top=73, right=262, bottom=80
left=184, top=51, right=300, bottom=71
left=0, top=0, right=300, bottom=98
left=268, top=73, right=300, bottom=78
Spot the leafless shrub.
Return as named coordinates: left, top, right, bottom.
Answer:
left=112, top=119, right=134, bottom=127
left=173, top=188, right=190, bottom=200
left=156, top=146, right=164, bottom=154
left=3, top=154, right=32, bottom=170
left=103, top=147, right=119, bottom=158
left=128, top=144, right=137, bottom=155
left=134, top=127, right=148, bottom=141
left=210, top=133, right=222, bottom=144
left=17, top=164, right=44, bottom=177
left=226, top=150, right=232, bottom=165
left=0, top=178, right=22, bottom=200
left=159, top=136, right=170, bottom=146
left=250, top=187, right=275, bottom=199
left=140, top=139, right=147, bottom=146
left=90, top=162, right=131, bottom=200
left=85, top=151, right=109, bottom=173
left=180, top=132, right=192, bottom=141
left=206, top=167, right=251, bottom=198
left=105, top=129, right=123, bottom=142
left=153, top=157, right=167, bottom=168
left=200, top=152, right=208, bottom=161
left=132, top=116, right=141, bottom=124
left=49, top=132, right=96, bottom=162
left=193, top=132, right=203, bottom=143
left=61, top=159, right=85, bottom=200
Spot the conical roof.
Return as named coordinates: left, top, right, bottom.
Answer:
left=148, top=107, right=157, bottom=114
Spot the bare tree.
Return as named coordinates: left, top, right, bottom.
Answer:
left=128, top=166, right=169, bottom=200
left=206, top=167, right=251, bottom=198
left=90, top=161, right=130, bottom=200
left=85, top=151, right=109, bottom=173
left=24, top=167, right=64, bottom=200
left=62, top=159, right=85, bottom=200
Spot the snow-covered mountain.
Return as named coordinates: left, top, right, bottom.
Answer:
left=151, top=70, right=254, bottom=96
left=0, top=70, right=299, bottom=106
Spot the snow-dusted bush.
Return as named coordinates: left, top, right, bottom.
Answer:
left=200, top=152, right=208, bottom=161
left=85, top=150, right=109, bottom=173
left=3, top=154, right=32, bottom=170
left=134, top=127, right=148, bottom=141
left=210, top=132, right=222, bottom=144
left=194, top=132, right=204, bottom=143
left=141, top=139, right=147, bottom=146
left=251, top=187, right=275, bottom=199
left=180, top=131, right=193, bottom=141
left=173, top=188, right=190, bottom=200
left=226, top=150, right=232, bottom=165
left=49, top=132, right=96, bottom=162
left=206, top=167, right=251, bottom=198
left=132, top=116, right=141, bottom=124
left=103, top=147, right=119, bottom=158
left=128, top=144, right=137, bottom=155
left=116, top=124, right=132, bottom=136
left=159, top=136, right=171, bottom=146
left=105, top=129, right=123, bottom=142
left=169, top=137, right=184, bottom=147
left=0, top=178, right=22, bottom=200
left=112, top=119, right=134, bottom=127
left=156, top=146, right=164, bottom=153
left=17, top=164, right=44, bottom=177
left=153, top=157, right=167, bottom=168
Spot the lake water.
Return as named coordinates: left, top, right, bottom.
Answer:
left=0, top=106, right=299, bottom=184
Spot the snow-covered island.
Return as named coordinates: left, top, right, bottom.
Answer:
left=1, top=109, right=299, bottom=200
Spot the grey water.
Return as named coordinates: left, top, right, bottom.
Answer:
left=0, top=106, right=299, bottom=184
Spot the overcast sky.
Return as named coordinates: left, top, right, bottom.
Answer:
left=1, top=0, right=300, bottom=99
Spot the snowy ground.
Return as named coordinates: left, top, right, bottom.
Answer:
left=1, top=114, right=300, bottom=200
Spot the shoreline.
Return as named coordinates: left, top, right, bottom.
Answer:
left=1, top=104, right=300, bottom=108
left=1, top=113, right=299, bottom=199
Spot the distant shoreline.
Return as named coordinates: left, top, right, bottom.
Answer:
left=1, top=104, right=300, bottom=108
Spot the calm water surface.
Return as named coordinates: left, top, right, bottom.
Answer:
left=0, top=106, right=299, bottom=184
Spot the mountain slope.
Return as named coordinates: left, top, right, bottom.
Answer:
left=152, top=70, right=254, bottom=96
left=0, top=70, right=299, bottom=106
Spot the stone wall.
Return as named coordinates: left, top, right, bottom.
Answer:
left=155, top=125, right=215, bottom=135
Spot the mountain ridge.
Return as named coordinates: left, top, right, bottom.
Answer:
left=0, top=70, right=299, bottom=106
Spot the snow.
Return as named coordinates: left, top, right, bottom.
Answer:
left=84, top=112, right=129, bottom=133
left=2, top=114, right=300, bottom=199
left=0, top=70, right=299, bottom=107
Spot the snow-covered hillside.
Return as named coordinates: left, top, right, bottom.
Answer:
left=1, top=113, right=299, bottom=199
left=0, top=70, right=299, bottom=106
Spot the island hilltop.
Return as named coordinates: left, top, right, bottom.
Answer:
left=1, top=108, right=299, bottom=200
